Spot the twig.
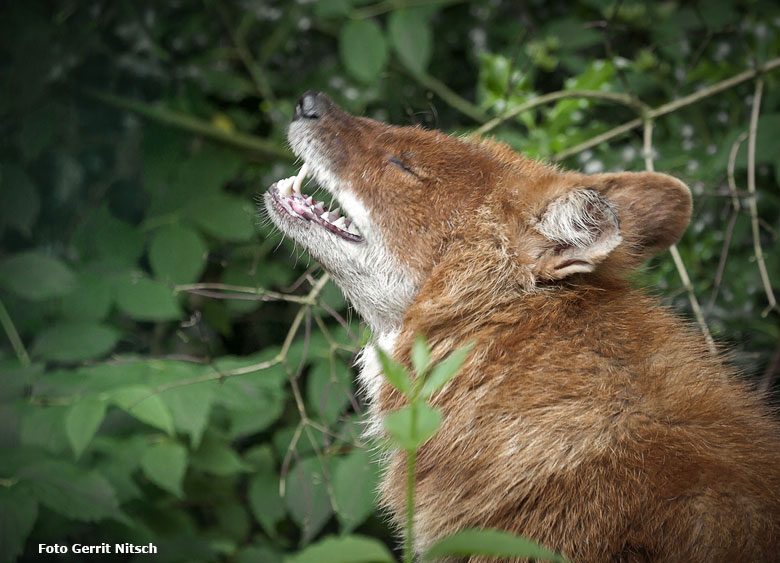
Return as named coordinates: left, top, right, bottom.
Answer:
left=107, top=274, right=330, bottom=410
left=473, top=90, right=646, bottom=137
left=744, top=77, right=778, bottom=317
left=707, top=131, right=748, bottom=313
left=402, top=64, right=488, bottom=124
left=0, top=298, right=30, bottom=367
left=174, top=282, right=317, bottom=305
left=642, top=119, right=717, bottom=355
left=553, top=57, right=780, bottom=161
left=352, top=0, right=465, bottom=19
left=214, top=2, right=276, bottom=105
left=80, top=88, right=293, bottom=163
left=279, top=420, right=305, bottom=496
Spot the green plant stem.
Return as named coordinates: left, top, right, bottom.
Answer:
left=552, top=57, right=780, bottom=161
left=404, top=449, right=417, bottom=563
left=0, top=298, right=30, bottom=367
left=353, top=0, right=466, bottom=19
left=402, top=65, right=489, bottom=124
left=744, top=77, right=778, bottom=317
left=473, top=90, right=646, bottom=137
left=79, top=88, right=293, bottom=163
left=642, top=118, right=716, bottom=356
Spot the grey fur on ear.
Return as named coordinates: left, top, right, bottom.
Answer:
left=532, top=188, right=622, bottom=279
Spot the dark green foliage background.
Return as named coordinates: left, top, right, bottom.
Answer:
left=1, top=0, right=779, bottom=561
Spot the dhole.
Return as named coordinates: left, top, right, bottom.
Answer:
left=264, top=91, right=780, bottom=562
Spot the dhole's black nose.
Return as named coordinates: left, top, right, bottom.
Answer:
left=294, top=90, right=327, bottom=120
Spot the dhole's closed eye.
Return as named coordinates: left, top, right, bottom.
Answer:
left=388, top=155, right=421, bottom=179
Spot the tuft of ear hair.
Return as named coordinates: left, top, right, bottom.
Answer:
left=532, top=188, right=622, bottom=280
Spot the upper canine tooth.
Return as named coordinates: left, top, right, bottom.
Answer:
left=278, top=178, right=293, bottom=196
left=334, top=217, right=347, bottom=229
left=293, top=162, right=309, bottom=193
left=305, top=196, right=314, bottom=205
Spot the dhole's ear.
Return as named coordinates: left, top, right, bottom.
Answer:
left=590, top=172, right=692, bottom=263
left=531, top=188, right=622, bottom=280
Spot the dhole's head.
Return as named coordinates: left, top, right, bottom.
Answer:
left=264, top=91, right=691, bottom=332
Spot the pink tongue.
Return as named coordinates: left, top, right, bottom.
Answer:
left=291, top=198, right=310, bottom=216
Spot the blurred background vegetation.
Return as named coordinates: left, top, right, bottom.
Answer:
left=1, top=0, right=779, bottom=561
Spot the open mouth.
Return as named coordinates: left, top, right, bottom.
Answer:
left=269, top=163, right=363, bottom=243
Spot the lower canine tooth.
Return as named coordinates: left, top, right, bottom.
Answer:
left=334, top=217, right=346, bottom=229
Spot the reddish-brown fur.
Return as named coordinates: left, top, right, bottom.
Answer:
left=268, top=93, right=780, bottom=562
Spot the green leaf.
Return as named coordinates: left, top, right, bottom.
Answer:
left=314, top=0, right=351, bottom=19
left=333, top=449, right=379, bottom=533
left=285, top=457, right=333, bottom=545
left=114, top=275, right=182, bottom=321
left=18, top=460, right=123, bottom=523
left=17, top=103, right=57, bottom=161
left=424, top=528, right=566, bottom=562
left=111, top=386, right=175, bottom=435
left=186, top=194, right=256, bottom=241
left=0, top=251, right=75, bottom=300
left=0, top=486, right=38, bottom=563
left=421, top=341, right=474, bottom=399
left=65, top=397, right=107, bottom=458
left=383, top=402, right=442, bottom=451
left=286, top=535, right=395, bottom=563
left=211, top=352, right=287, bottom=438
left=376, top=346, right=411, bottom=395
left=248, top=471, right=286, bottom=535
left=339, top=19, right=388, bottom=83
left=160, top=379, right=216, bottom=448
left=0, top=361, right=41, bottom=402
left=61, top=273, right=113, bottom=321
left=306, top=358, right=352, bottom=426
left=73, top=206, right=145, bottom=266
left=149, top=224, right=208, bottom=284
left=0, top=164, right=39, bottom=236
left=140, top=440, right=188, bottom=497
left=32, top=321, right=120, bottom=362
left=190, top=433, right=252, bottom=475
left=388, top=8, right=433, bottom=75
left=19, top=405, right=69, bottom=454
left=411, top=334, right=431, bottom=376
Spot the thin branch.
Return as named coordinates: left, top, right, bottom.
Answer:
left=80, top=88, right=293, bottom=163
left=0, top=299, right=30, bottom=367
left=744, top=77, right=778, bottom=317
left=174, top=282, right=317, bottom=305
left=214, top=2, right=276, bottom=105
left=553, top=57, right=780, bottom=161
left=352, top=0, right=465, bottom=19
left=707, top=131, right=748, bottom=313
left=401, top=64, right=488, bottom=124
left=643, top=119, right=717, bottom=355
left=473, top=90, right=646, bottom=137
left=102, top=274, right=331, bottom=409
left=279, top=420, right=305, bottom=496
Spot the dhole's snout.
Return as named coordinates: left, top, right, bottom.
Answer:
left=293, top=90, right=331, bottom=120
